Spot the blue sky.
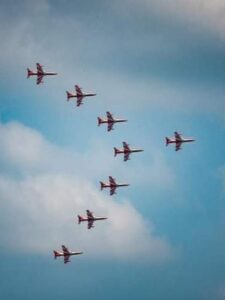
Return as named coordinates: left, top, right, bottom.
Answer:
left=1, top=0, right=225, bottom=299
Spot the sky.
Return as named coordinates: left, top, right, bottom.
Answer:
left=1, top=0, right=225, bottom=299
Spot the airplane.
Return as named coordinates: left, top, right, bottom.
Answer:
left=66, top=85, right=96, bottom=106
left=114, top=141, right=144, bottom=161
left=53, top=245, right=83, bottom=264
left=78, top=210, right=107, bottom=229
left=100, top=176, right=129, bottom=195
left=27, top=63, right=57, bottom=84
left=97, top=111, right=127, bottom=132
left=165, top=131, right=195, bottom=151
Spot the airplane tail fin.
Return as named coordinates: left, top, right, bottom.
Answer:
left=66, top=91, right=73, bottom=101
left=78, top=215, right=83, bottom=224
left=100, top=181, right=106, bottom=190
left=53, top=251, right=59, bottom=259
left=114, top=147, right=119, bottom=157
left=27, top=68, right=33, bottom=78
left=165, top=137, right=171, bottom=146
left=97, top=117, right=103, bottom=126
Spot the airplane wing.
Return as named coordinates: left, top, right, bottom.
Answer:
left=86, top=210, right=94, bottom=219
left=107, top=122, right=114, bottom=132
left=36, top=63, right=44, bottom=74
left=109, top=176, right=116, bottom=185
left=106, top=111, right=113, bottom=122
left=62, top=245, right=70, bottom=255
left=123, top=142, right=130, bottom=151
left=110, top=186, right=116, bottom=195
left=76, top=96, right=83, bottom=106
left=64, top=255, right=70, bottom=264
left=36, top=74, right=43, bottom=85
left=75, top=85, right=83, bottom=96
left=175, top=142, right=182, bottom=151
left=88, top=219, right=94, bottom=229
left=174, top=131, right=182, bottom=141
left=124, top=152, right=130, bottom=162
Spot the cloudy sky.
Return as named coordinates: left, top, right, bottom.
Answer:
left=1, top=0, right=225, bottom=299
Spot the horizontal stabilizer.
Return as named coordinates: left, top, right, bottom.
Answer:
left=53, top=251, right=59, bottom=259
left=78, top=215, right=83, bottom=224
left=27, top=68, right=33, bottom=78
left=114, top=147, right=119, bottom=157
left=97, top=117, right=103, bottom=126
left=100, top=181, right=106, bottom=190
left=165, top=137, right=171, bottom=146
left=66, top=91, right=73, bottom=101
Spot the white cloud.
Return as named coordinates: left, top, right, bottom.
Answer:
left=0, top=122, right=51, bottom=169
left=0, top=121, right=173, bottom=263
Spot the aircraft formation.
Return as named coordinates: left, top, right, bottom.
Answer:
left=27, top=63, right=195, bottom=263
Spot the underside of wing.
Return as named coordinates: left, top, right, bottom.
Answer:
left=109, top=176, right=116, bottom=185
left=88, top=219, right=94, bottom=229
left=36, top=74, right=43, bottom=85
left=36, top=63, right=44, bottom=74
left=174, top=131, right=182, bottom=141
left=64, top=255, right=70, bottom=264
left=86, top=210, right=94, bottom=218
left=75, top=85, right=83, bottom=96
left=123, top=142, right=130, bottom=151
left=107, top=122, right=113, bottom=131
left=124, top=152, right=130, bottom=161
left=175, top=142, right=182, bottom=151
left=77, top=96, right=83, bottom=106
left=106, top=111, right=113, bottom=121
left=62, top=245, right=70, bottom=255
left=110, top=186, right=116, bottom=195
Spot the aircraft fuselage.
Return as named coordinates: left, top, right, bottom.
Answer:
left=72, top=93, right=96, bottom=98
left=100, top=119, right=127, bottom=124
left=116, top=149, right=144, bottom=154
left=168, top=138, right=195, bottom=144
left=54, top=251, right=83, bottom=257
left=102, top=183, right=130, bottom=188
left=29, top=72, right=57, bottom=76
left=79, top=217, right=107, bottom=222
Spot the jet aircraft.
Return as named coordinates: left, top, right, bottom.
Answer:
left=66, top=85, right=96, bottom=106
left=27, top=63, right=57, bottom=84
left=53, top=245, right=83, bottom=264
left=98, top=111, right=127, bottom=131
left=78, top=210, right=107, bottom=229
left=114, top=141, right=144, bottom=161
left=100, top=176, right=129, bottom=195
left=165, top=131, right=195, bottom=151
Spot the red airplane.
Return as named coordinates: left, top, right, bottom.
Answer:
left=100, top=176, right=129, bottom=195
left=66, top=85, right=96, bottom=106
left=53, top=245, right=83, bottom=264
left=27, top=63, right=57, bottom=84
left=165, top=131, right=195, bottom=151
left=78, top=210, right=107, bottom=229
left=97, top=111, right=127, bottom=132
left=114, top=141, right=144, bottom=161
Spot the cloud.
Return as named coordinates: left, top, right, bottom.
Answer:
left=0, top=121, right=173, bottom=262
left=124, top=0, right=225, bottom=40
left=0, top=0, right=224, bottom=123
left=0, top=122, right=52, bottom=171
